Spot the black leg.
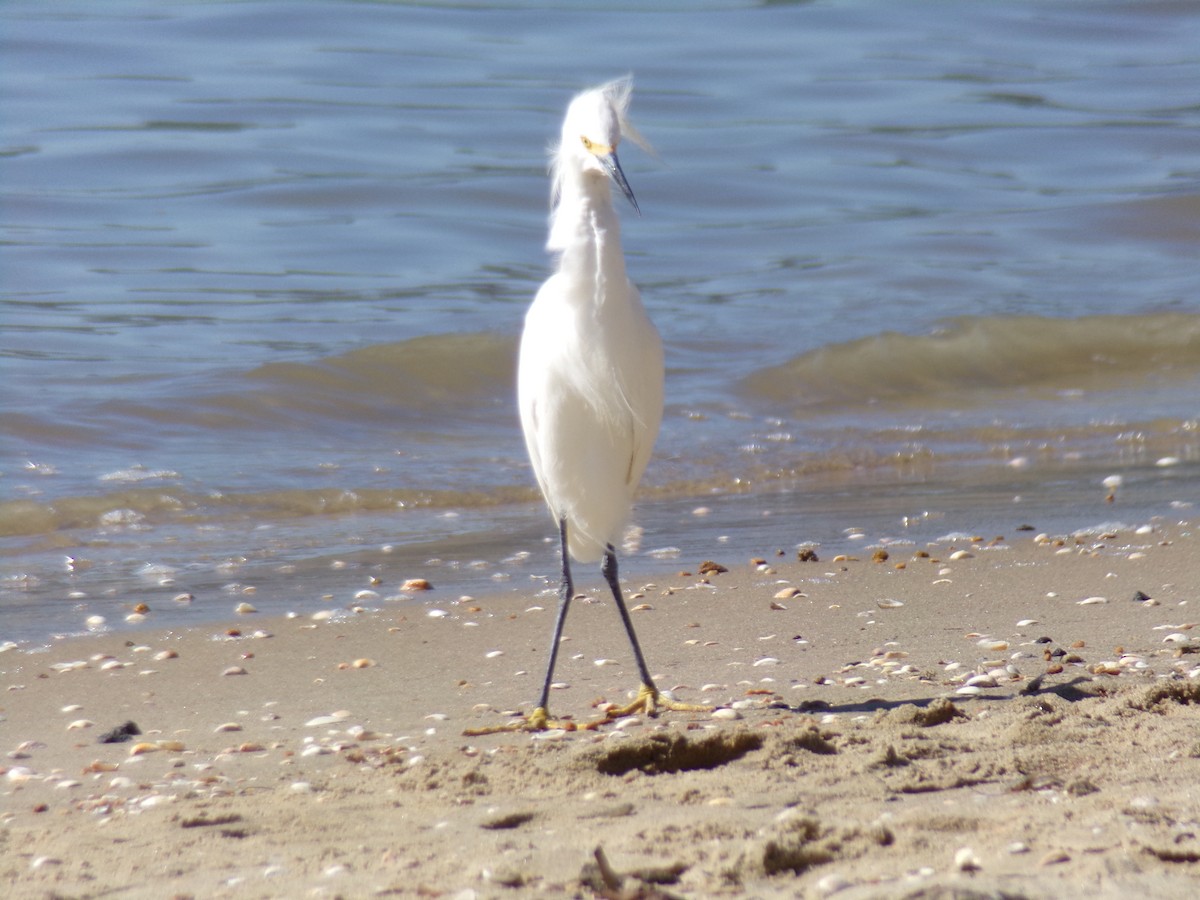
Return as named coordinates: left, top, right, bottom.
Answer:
left=536, top=518, right=574, bottom=712
left=602, top=543, right=658, bottom=692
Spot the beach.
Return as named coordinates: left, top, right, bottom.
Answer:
left=4, top=517, right=1199, bottom=898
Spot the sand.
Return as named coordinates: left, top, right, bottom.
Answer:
left=3, top=519, right=1200, bottom=899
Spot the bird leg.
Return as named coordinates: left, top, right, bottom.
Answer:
left=464, top=518, right=579, bottom=734
left=462, top=527, right=708, bottom=736
left=598, top=543, right=711, bottom=722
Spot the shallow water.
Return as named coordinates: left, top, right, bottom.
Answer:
left=3, top=0, right=1198, bottom=643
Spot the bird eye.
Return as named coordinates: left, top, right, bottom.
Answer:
left=580, top=136, right=594, bottom=151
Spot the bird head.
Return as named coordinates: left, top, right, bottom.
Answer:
left=554, top=77, right=649, bottom=215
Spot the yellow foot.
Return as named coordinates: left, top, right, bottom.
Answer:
left=462, top=706, right=585, bottom=736
left=601, top=684, right=713, bottom=721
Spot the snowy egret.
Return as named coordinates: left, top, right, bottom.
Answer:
left=479, top=78, right=707, bottom=732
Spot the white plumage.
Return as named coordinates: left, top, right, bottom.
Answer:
left=518, top=77, right=662, bottom=563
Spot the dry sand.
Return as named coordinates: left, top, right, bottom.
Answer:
left=3, top=519, right=1200, bottom=899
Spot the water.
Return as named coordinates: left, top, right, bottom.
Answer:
left=3, top=0, right=1198, bottom=645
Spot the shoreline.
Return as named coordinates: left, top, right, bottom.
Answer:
left=3, top=518, right=1199, bottom=897
left=4, top=458, right=1195, bottom=648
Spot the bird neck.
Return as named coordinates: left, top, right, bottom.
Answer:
left=547, top=173, right=628, bottom=293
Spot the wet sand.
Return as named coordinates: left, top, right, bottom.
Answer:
left=3, top=519, right=1200, bottom=898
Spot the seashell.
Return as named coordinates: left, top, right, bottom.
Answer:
left=816, top=874, right=853, bottom=895
left=304, top=713, right=347, bottom=727
left=83, top=760, right=119, bottom=773
left=214, top=722, right=243, bottom=733
left=954, top=847, right=981, bottom=872
left=1077, top=596, right=1108, bottom=606
left=238, top=742, right=266, bottom=753
left=485, top=650, right=504, bottom=659
left=403, top=578, right=433, bottom=592
left=222, top=666, right=248, bottom=676
left=630, top=602, right=652, bottom=611
left=154, top=649, right=179, bottom=661
left=949, top=550, right=974, bottom=561
left=67, top=719, right=95, bottom=730
left=876, top=598, right=905, bottom=609
left=955, top=685, right=983, bottom=696
left=129, top=742, right=161, bottom=755
left=711, top=707, right=741, bottom=721
left=774, top=587, right=802, bottom=599
left=976, top=639, right=1008, bottom=651
left=1016, top=619, right=1038, bottom=627
left=234, top=602, right=257, bottom=614
left=351, top=658, right=376, bottom=668
left=753, top=657, right=780, bottom=667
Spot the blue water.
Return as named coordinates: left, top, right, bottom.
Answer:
left=2, top=0, right=1198, bottom=644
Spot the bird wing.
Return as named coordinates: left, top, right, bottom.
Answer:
left=614, top=283, right=664, bottom=492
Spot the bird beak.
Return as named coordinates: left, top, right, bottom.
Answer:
left=600, top=150, right=640, bottom=216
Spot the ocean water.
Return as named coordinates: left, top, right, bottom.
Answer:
left=3, top=0, right=1198, bottom=644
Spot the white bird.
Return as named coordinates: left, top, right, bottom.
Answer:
left=499, top=78, right=706, bottom=732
